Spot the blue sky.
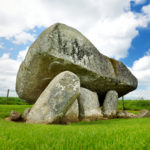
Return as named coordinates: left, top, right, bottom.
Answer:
left=123, top=25, right=150, bottom=66
left=0, top=0, right=150, bottom=99
left=122, top=0, right=150, bottom=66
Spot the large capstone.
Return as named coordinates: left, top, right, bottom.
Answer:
left=78, top=87, right=103, bottom=121
left=16, top=23, right=137, bottom=103
left=102, top=90, right=118, bottom=117
left=26, top=71, right=80, bottom=124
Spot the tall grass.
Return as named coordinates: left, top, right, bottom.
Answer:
left=0, top=117, right=150, bottom=150
left=0, top=102, right=150, bottom=150
left=0, top=105, right=31, bottom=118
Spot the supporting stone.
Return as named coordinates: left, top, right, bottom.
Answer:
left=23, top=108, right=31, bottom=121
left=26, top=71, right=80, bottom=124
left=78, top=87, right=103, bottom=121
left=102, top=90, right=118, bottom=117
left=61, top=99, right=79, bottom=123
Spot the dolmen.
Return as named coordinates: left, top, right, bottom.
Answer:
left=16, top=23, right=138, bottom=124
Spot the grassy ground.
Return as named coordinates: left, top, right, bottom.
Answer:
left=1, top=97, right=150, bottom=109
left=0, top=100, right=150, bottom=149
left=118, top=100, right=150, bottom=111
left=0, top=105, right=32, bottom=118
left=1, top=97, right=150, bottom=115
left=0, top=111, right=150, bottom=150
left=0, top=97, right=29, bottom=105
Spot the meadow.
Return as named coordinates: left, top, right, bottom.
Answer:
left=0, top=97, right=150, bottom=150
left=0, top=97, right=29, bottom=105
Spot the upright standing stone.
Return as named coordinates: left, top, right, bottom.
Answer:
left=61, top=99, right=79, bottom=123
left=102, top=90, right=118, bottom=117
left=78, top=87, right=103, bottom=121
left=23, top=108, right=31, bottom=120
left=26, top=71, right=80, bottom=124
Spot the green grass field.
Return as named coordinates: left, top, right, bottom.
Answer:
left=0, top=117, right=150, bottom=150
left=0, top=97, right=29, bottom=105
left=0, top=105, right=32, bottom=118
left=0, top=98, right=150, bottom=150
left=1, top=97, right=150, bottom=110
left=118, top=100, right=150, bottom=111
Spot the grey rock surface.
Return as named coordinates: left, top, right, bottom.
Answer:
left=137, top=109, right=150, bottom=118
left=16, top=23, right=137, bottom=103
left=117, top=110, right=136, bottom=118
left=78, top=87, right=103, bottom=121
left=23, top=108, right=31, bottom=120
left=26, top=71, right=80, bottom=124
left=10, top=110, right=21, bottom=121
left=61, top=99, right=79, bottom=123
left=102, top=90, right=118, bottom=117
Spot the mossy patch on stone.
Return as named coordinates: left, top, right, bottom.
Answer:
left=108, top=57, right=119, bottom=77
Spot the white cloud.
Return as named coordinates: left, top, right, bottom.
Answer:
left=12, top=32, right=35, bottom=45
left=133, top=0, right=146, bottom=5
left=17, top=47, right=28, bottom=61
left=0, top=48, right=28, bottom=97
left=0, top=0, right=150, bottom=59
left=85, top=12, right=140, bottom=59
left=131, top=50, right=150, bottom=86
left=0, top=0, right=46, bottom=38
left=142, top=4, right=150, bottom=19
left=126, top=49, right=150, bottom=99
left=126, top=87, right=150, bottom=100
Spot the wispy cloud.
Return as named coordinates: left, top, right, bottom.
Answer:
left=0, top=0, right=150, bottom=59
left=0, top=47, right=28, bottom=96
left=126, top=49, right=150, bottom=99
left=12, top=32, right=35, bottom=45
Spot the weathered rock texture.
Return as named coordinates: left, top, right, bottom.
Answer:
left=117, top=110, right=136, bottom=118
left=23, top=108, right=31, bottom=120
left=10, top=110, right=21, bottom=121
left=61, top=99, right=79, bottom=123
left=78, top=87, right=103, bottom=121
left=102, top=90, right=118, bottom=117
left=137, top=109, right=150, bottom=118
left=16, top=23, right=137, bottom=103
left=26, top=71, right=80, bottom=124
